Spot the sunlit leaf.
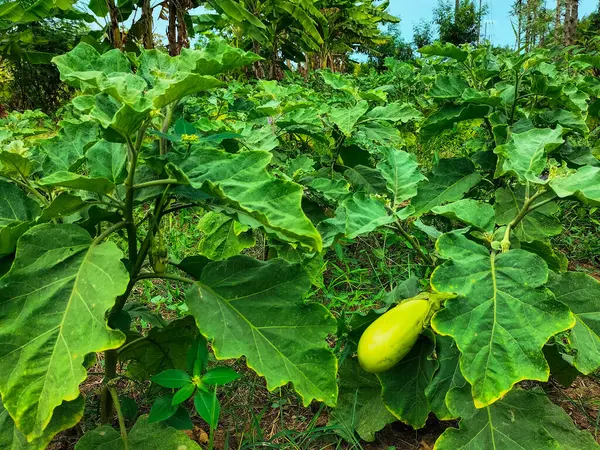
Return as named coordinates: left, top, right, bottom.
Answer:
left=0, top=224, right=128, bottom=439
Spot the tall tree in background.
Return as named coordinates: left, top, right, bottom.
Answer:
left=314, top=0, right=398, bottom=72
left=511, top=0, right=553, bottom=50
left=413, top=19, right=433, bottom=48
left=564, top=0, right=579, bottom=44
left=433, top=0, right=485, bottom=45
left=201, top=0, right=397, bottom=77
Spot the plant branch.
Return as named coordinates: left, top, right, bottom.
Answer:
left=500, top=189, right=547, bottom=252
left=394, top=221, right=435, bottom=266
left=124, top=136, right=139, bottom=265
left=108, top=387, right=129, bottom=450
left=93, top=221, right=128, bottom=246
left=159, top=103, right=176, bottom=155
left=509, top=70, right=520, bottom=125
left=117, top=336, right=149, bottom=355
left=133, top=178, right=181, bottom=190
left=135, top=272, right=195, bottom=284
left=10, top=176, right=49, bottom=206
left=161, top=202, right=199, bottom=216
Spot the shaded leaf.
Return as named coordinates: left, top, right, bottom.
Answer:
left=378, top=335, right=437, bottom=429
left=425, top=335, right=466, bottom=420
left=198, top=212, right=255, bottom=260
left=549, top=165, right=600, bottom=205
left=547, top=272, right=600, bottom=374
left=494, top=187, right=561, bottom=242
left=185, top=256, right=338, bottom=407
left=0, top=396, right=84, bottom=450
left=404, top=158, right=481, bottom=218
left=432, top=199, right=495, bottom=232
left=494, top=126, right=564, bottom=183
left=328, top=357, right=395, bottom=442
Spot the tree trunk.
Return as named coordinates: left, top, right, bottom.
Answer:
left=252, top=40, right=265, bottom=78
left=176, top=5, right=190, bottom=54
left=166, top=0, right=191, bottom=56
left=455, top=0, right=460, bottom=21
left=167, top=0, right=177, bottom=55
left=555, top=0, right=562, bottom=40
left=532, top=0, right=538, bottom=47
left=564, top=0, right=579, bottom=44
left=142, top=0, right=154, bottom=49
left=516, top=0, right=523, bottom=50
left=106, top=0, right=122, bottom=49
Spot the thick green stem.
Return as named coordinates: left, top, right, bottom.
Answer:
left=124, top=137, right=139, bottom=265
left=93, top=221, right=128, bottom=246
left=394, top=221, right=435, bottom=266
left=159, top=104, right=175, bottom=155
left=500, top=189, right=548, bottom=252
left=509, top=71, right=520, bottom=125
left=100, top=350, right=118, bottom=423
left=109, top=387, right=129, bottom=450
left=135, top=272, right=195, bottom=284
left=133, top=179, right=181, bottom=190
left=102, top=133, right=142, bottom=423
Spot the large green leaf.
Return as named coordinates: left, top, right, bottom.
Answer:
left=0, top=396, right=84, bottom=450
left=376, top=148, right=426, bottom=209
left=421, top=104, right=491, bottom=139
left=431, top=231, right=575, bottom=408
left=547, top=272, right=600, bottom=374
left=86, top=140, right=127, bottom=184
left=177, top=39, right=262, bottom=76
left=318, top=194, right=394, bottom=247
left=549, top=165, right=600, bottom=205
left=38, top=171, right=115, bottom=194
left=435, top=387, right=598, bottom=449
left=364, top=102, right=422, bottom=123
left=52, top=43, right=131, bottom=91
left=39, top=120, right=99, bottom=174
left=425, top=335, right=466, bottom=420
left=430, top=74, right=469, bottom=99
left=432, top=199, right=495, bottom=233
left=0, top=180, right=41, bottom=226
left=344, top=165, right=387, bottom=195
left=328, top=101, right=369, bottom=136
left=197, top=211, right=255, bottom=260
left=185, top=256, right=338, bottom=407
left=167, top=148, right=322, bottom=252
left=39, top=193, right=89, bottom=221
left=494, top=127, right=564, bottom=184
left=378, top=335, right=437, bottom=429
left=328, top=357, right=395, bottom=442
left=494, top=187, right=561, bottom=242
left=89, top=93, right=153, bottom=137
left=0, top=224, right=128, bottom=439
left=119, top=316, right=198, bottom=381
left=403, top=158, right=481, bottom=218
left=75, top=415, right=201, bottom=449
left=419, top=42, right=468, bottom=62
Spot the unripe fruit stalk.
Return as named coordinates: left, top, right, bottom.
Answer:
left=357, top=297, right=431, bottom=373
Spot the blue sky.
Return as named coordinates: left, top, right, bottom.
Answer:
left=387, top=0, right=599, bottom=48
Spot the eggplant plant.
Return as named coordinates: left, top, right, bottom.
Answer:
left=0, top=40, right=339, bottom=448
left=1, top=38, right=600, bottom=450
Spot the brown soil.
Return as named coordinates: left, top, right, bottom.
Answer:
left=48, top=362, right=600, bottom=450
